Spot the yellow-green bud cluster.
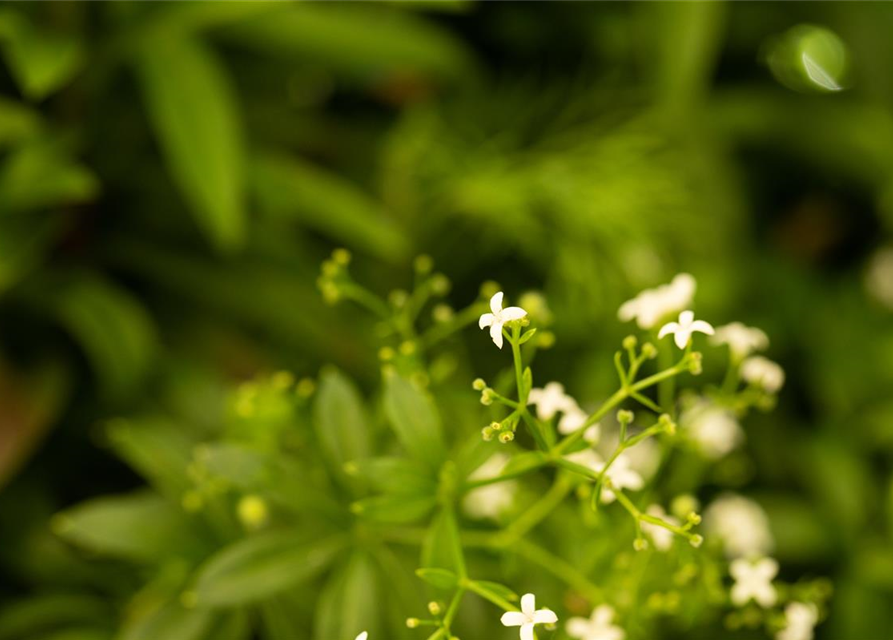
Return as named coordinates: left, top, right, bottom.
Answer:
left=317, top=248, right=352, bottom=304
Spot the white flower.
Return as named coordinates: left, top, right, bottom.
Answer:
left=355, top=633, right=368, bottom=640
left=528, top=382, right=576, bottom=420
left=730, top=557, right=778, bottom=608
left=500, top=593, right=558, bottom=640
left=567, top=604, right=625, bottom=640
left=777, top=602, right=819, bottom=640
left=641, top=505, right=678, bottom=551
left=618, top=274, right=696, bottom=330
left=462, top=453, right=517, bottom=520
left=658, top=310, right=715, bottom=349
left=681, top=401, right=743, bottom=459
left=479, top=291, right=527, bottom=349
left=599, top=454, right=643, bottom=503
left=711, top=322, right=769, bottom=359
left=620, top=437, right=660, bottom=482
left=741, top=356, right=785, bottom=393
left=704, top=494, right=774, bottom=558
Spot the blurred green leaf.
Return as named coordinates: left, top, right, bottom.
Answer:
left=346, top=457, right=436, bottom=497
left=0, top=594, right=111, bottom=640
left=53, top=491, right=205, bottom=563
left=50, top=274, right=157, bottom=399
left=257, top=596, right=306, bottom=640
left=313, top=367, right=371, bottom=480
left=0, top=215, right=63, bottom=294
left=221, top=4, right=473, bottom=81
left=0, top=10, right=84, bottom=100
left=34, top=629, right=111, bottom=640
left=192, top=530, right=343, bottom=606
left=0, top=97, right=40, bottom=147
left=415, top=567, right=458, bottom=590
left=119, top=598, right=212, bottom=640
left=352, top=494, right=436, bottom=524
left=135, top=35, right=244, bottom=251
left=421, top=508, right=461, bottom=576
left=500, top=450, right=548, bottom=477
left=383, top=372, right=444, bottom=469
left=251, top=152, right=409, bottom=262
left=315, top=553, right=382, bottom=640
left=470, top=580, right=518, bottom=603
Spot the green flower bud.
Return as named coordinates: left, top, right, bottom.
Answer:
left=689, top=534, right=704, bottom=548
left=633, top=538, right=648, bottom=551
left=431, top=273, right=451, bottom=295
left=406, top=618, right=420, bottom=629
left=617, top=409, right=635, bottom=425
left=414, top=254, right=433, bottom=274
left=428, top=601, right=441, bottom=616
left=641, top=342, right=657, bottom=359
left=670, top=494, right=700, bottom=520
left=622, top=335, right=638, bottom=351
left=237, top=495, right=269, bottom=530
left=472, top=378, right=487, bottom=391
left=332, top=248, right=351, bottom=266
left=498, top=431, right=515, bottom=444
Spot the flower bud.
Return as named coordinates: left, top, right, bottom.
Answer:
left=670, top=494, right=700, bottom=520
left=686, top=512, right=702, bottom=526
left=617, top=409, right=634, bottom=425
left=378, top=347, right=395, bottom=362
left=633, top=538, right=648, bottom=551
left=482, top=426, right=495, bottom=441
left=296, top=377, right=316, bottom=398
left=688, top=534, right=704, bottom=548
left=237, top=495, right=269, bottom=530
left=389, top=289, right=408, bottom=308
left=431, top=273, right=451, bottom=295
left=428, top=601, right=441, bottom=616
left=332, top=248, right=351, bottom=266
left=498, top=431, right=515, bottom=444
left=399, top=341, right=416, bottom=356
left=480, top=389, right=494, bottom=406
left=472, top=378, right=487, bottom=391
left=622, top=335, right=637, bottom=351
left=414, top=254, right=433, bottom=274
left=432, top=303, right=454, bottom=323
left=406, top=618, right=420, bottom=629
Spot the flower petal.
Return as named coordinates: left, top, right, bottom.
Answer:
left=501, top=612, right=528, bottom=627
left=674, top=329, right=690, bottom=349
left=490, top=291, right=504, bottom=315
left=520, top=622, right=535, bottom=640
left=500, top=306, right=528, bottom=322
left=657, top=322, right=679, bottom=339
left=490, top=321, right=504, bottom=349
left=533, top=608, right=557, bottom=624
left=756, top=557, right=779, bottom=579
left=479, top=312, right=495, bottom=329
left=690, top=320, right=715, bottom=335
left=566, top=618, right=592, bottom=638
left=520, top=593, right=536, bottom=617
left=679, top=310, right=694, bottom=325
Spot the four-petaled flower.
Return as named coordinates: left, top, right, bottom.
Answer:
left=711, top=322, right=769, bottom=359
left=500, top=593, right=558, bottom=640
left=479, top=291, right=528, bottom=349
left=730, top=557, right=778, bottom=607
left=618, top=274, right=696, bottom=329
left=740, top=356, right=785, bottom=393
left=567, top=604, right=625, bottom=640
left=658, top=310, right=715, bottom=349
left=776, top=602, right=818, bottom=640
left=529, top=382, right=576, bottom=420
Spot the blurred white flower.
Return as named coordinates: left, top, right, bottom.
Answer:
left=618, top=274, right=696, bottom=330
left=865, top=247, right=893, bottom=311
left=501, top=593, right=558, bottom=640
left=600, top=453, right=644, bottom=503
left=704, top=494, right=774, bottom=558
left=641, top=505, right=678, bottom=551
left=567, top=604, right=625, bottom=640
left=730, top=557, right=778, bottom=607
left=741, top=356, right=785, bottom=393
left=658, top=310, right=715, bottom=349
left=479, top=291, right=527, bottom=349
left=529, top=382, right=576, bottom=420
left=355, top=633, right=368, bottom=640
left=777, top=602, right=819, bottom=640
left=711, top=322, right=769, bottom=359
left=463, top=453, right=517, bottom=520
left=681, top=401, right=743, bottom=459
left=621, top=437, right=661, bottom=482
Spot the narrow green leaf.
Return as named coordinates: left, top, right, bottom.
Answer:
left=315, top=554, right=382, bottom=640
left=135, top=35, right=244, bottom=251
left=192, top=530, right=343, bottom=606
left=352, top=494, right=436, bottom=524
left=415, top=568, right=458, bottom=590
left=345, top=457, right=436, bottom=497
left=382, top=372, right=444, bottom=469
left=119, top=598, right=211, bottom=640
left=421, top=507, right=463, bottom=577
left=52, top=491, right=204, bottom=563
left=469, top=580, right=518, bottom=603
left=313, top=367, right=371, bottom=479
left=0, top=97, right=40, bottom=147
left=0, top=594, right=111, bottom=640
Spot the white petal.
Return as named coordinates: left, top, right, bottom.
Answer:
left=566, top=618, right=592, bottom=638
left=593, top=605, right=614, bottom=625
left=730, top=582, right=749, bottom=606
left=490, top=322, right=504, bottom=349
left=756, top=557, right=779, bottom=579
left=479, top=312, right=495, bottom=329
left=674, top=329, right=690, bottom=349
left=500, top=306, right=528, bottom=322
left=490, top=291, right=504, bottom=314
left=533, top=608, right=558, bottom=624
left=755, top=584, right=777, bottom=608
left=618, top=299, right=638, bottom=322
left=690, top=320, right=715, bottom=335
left=501, top=611, right=528, bottom=627
left=729, top=559, right=749, bottom=579
left=520, top=622, right=535, bottom=640
left=355, top=633, right=368, bottom=640
left=679, top=310, right=694, bottom=325
left=520, top=593, right=536, bottom=617
left=657, top=322, right=679, bottom=339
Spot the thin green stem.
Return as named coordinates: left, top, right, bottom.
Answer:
left=499, top=475, right=572, bottom=543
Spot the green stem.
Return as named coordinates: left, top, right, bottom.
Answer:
left=464, top=580, right=516, bottom=612
left=499, top=475, right=572, bottom=543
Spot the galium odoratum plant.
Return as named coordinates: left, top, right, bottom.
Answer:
left=49, top=251, right=829, bottom=640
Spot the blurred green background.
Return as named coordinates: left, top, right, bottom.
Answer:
left=1, top=2, right=892, bottom=639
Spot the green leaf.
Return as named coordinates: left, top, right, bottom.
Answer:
left=192, top=530, right=343, bottom=606
left=0, top=97, right=40, bottom=148
left=315, top=554, right=382, bottom=640
left=0, top=215, right=63, bottom=294
left=52, top=491, right=205, bottom=563
left=352, top=494, right=436, bottom=524
left=251, top=152, right=408, bottom=262
left=421, top=507, right=463, bottom=576
left=119, top=598, right=211, bottom=640
left=257, top=596, right=305, bottom=640
left=345, top=456, right=436, bottom=497
left=0, top=594, right=111, bottom=640
left=313, top=367, right=371, bottom=479
left=135, top=35, right=244, bottom=251
left=0, top=10, right=85, bottom=100
left=415, top=568, right=458, bottom=590
left=382, top=372, right=444, bottom=469
left=193, top=443, right=268, bottom=490
left=468, top=580, right=518, bottom=603
left=50, top=273, right=157, bottom=400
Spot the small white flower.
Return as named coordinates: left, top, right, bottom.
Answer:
left=658, top=310, right=715, bottom=349
left=567, top=604, right=625, bottom=640
left=619, top=436, right=661, bottom=482
left=730, top=557, right=778, bottom=608
left=528, top=382, right=576, bottom=421
left=777, top=602, right=819, bottom=640
left=618, top=274, right=696, bottom=330
left=479, top=291, right=527, bottom=349
left=557, top=404, right=587, bottom=433
left=500, top=593, right=558, bottom=640
left=711, top=322, right=769, bottom=359
left=681, top=401, right=743, bottom=459
left=741, top=356, right=785, bottom=393
left=641, top=505, right=678, bottom=552
left=599, top=454, right=644, bottom=503
left=463, top=453, right=517, bottom=520
left=704, top=494, right=773, bottom=558
left=355, top=633, right=368, bottom=640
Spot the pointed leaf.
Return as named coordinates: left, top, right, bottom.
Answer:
left=382, top=372, right=444, bottom=468
left=313, top=367, right=370, bottom=480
